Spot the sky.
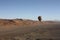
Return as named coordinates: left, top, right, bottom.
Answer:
left=0, top=0, right=60, bottom=21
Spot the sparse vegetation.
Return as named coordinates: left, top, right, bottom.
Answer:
left=38, top=16, right=42, bottom=22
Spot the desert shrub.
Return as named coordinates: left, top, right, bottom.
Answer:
left=26, top=38, right=30, bottom=40
left=49, top=38, right=53, bottom=40
left=36, top=38, right=41, bottom=40
left=16, top=18, right=23, bottom=21
left=38, top=16, right=42, bottom=22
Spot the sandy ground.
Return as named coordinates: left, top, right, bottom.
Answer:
left=0, top=19, right=60, bottom=40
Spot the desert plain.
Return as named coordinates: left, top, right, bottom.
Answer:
left=0, top=19, right=60, bottom=40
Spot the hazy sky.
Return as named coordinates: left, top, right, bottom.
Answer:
left=0, top=0, right=60, bottom=21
